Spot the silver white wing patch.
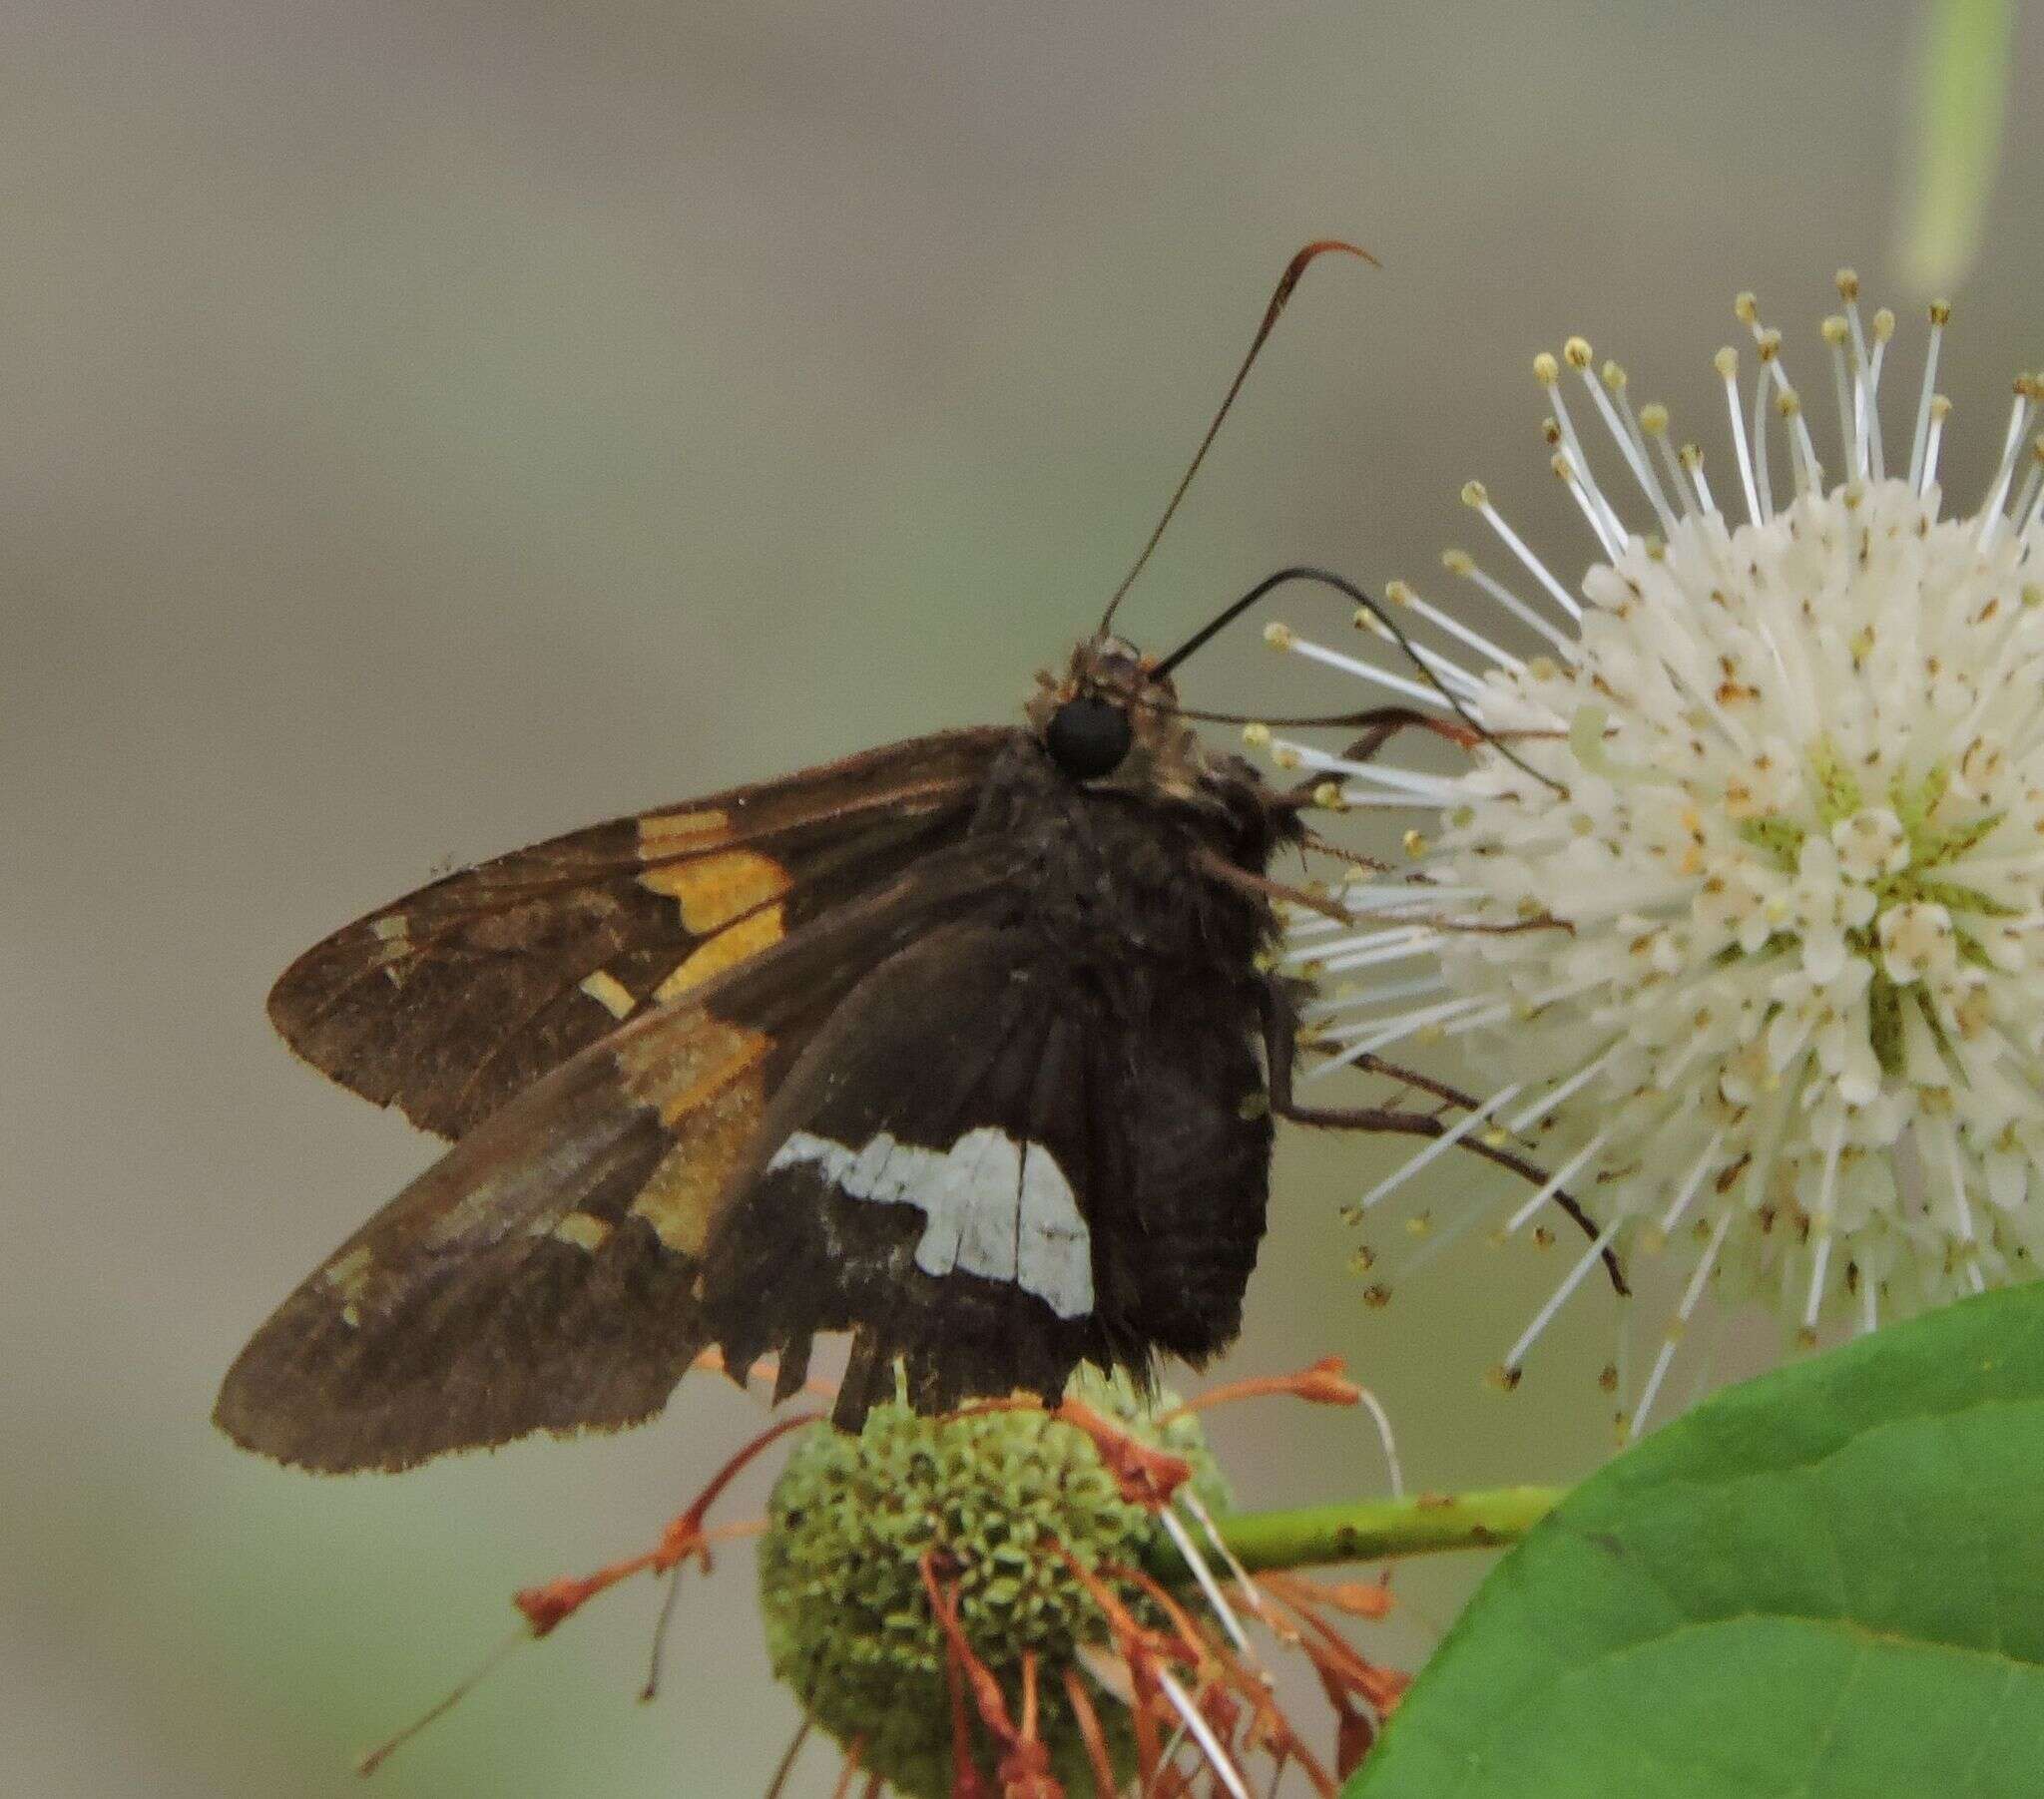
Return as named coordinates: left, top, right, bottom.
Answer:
left=767, top=1126, right=1095, bottom=1319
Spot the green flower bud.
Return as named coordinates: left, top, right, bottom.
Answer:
left=758, top=1373, right=1229, bottom=1797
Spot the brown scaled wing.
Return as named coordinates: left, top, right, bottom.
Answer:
left=220, top=731, right=1012, bottom=1471
left=265, top=729, right=1010, bottom=1138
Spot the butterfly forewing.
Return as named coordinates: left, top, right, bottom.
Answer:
left=267, top=728, right=1009, bottom=1138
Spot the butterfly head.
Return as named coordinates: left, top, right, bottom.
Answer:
left=1031, top=636, right=1205, bottom=790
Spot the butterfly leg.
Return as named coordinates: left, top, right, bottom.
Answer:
left=1266, top=706, right=1488, bottom=815
left=1193, top=847, right=1352, bottom=923
left=1258, top=979, right=1626, bottom=1292
left=1321, top=704, right=1490, bottom=765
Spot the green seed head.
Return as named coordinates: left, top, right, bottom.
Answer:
left=757, top=1372, right=1228, bottom=1797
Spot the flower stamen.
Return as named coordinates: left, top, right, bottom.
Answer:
left=1442, top=547, right=1580, bottom=655
left=1717, top=345, right=1764, bottom=526
left=1540, top=344, right=1629, bottom=550
left=1350, top=1082, right=1525, bottom=1212
left=1384, top=577, right=1527, bottom=675
left=1462, top=479, right=1584, bottom=621
left=1631, top=1205, right=1736, bottom=1434
left=1583, top=354, right=1679, bottom=534
left=1605, top=364, right=1686, bottom=531
left=1268, top=621, right=1456, bottom=714
left=1907, top=301, right=1951, bottom=493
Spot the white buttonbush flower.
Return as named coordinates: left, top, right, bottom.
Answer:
left=1272, top=274, right=2044, bottom=1433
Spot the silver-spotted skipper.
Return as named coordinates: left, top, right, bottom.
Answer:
left=216, top=244, right=1591, bottom=1472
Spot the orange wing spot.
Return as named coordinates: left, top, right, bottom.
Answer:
left=645, top=1029, right=769, bottom=1128
left=653, top=904, right=785, bottom=1003
left=616, top=1018, right=771, bottom=1255
left=638, top=849, right=791, bottom=935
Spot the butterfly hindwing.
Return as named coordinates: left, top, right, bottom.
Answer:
left=215, top=1039, right=702, bottom=1471
left=267, top=728, right=1009, bottom=1138
left=217, top=842, right=1024, bottom=1471
left=696, top=914, right=1277, bottom=1430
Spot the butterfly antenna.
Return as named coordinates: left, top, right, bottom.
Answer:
left=1151, top=565, right=1566, bottom=795
left=1098, top=239, right=1376, bottom=637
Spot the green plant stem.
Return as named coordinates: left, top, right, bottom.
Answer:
left=1151, top=1485, right=1565, bottom=1578
left=1896, top=0, right=2014, bottom=292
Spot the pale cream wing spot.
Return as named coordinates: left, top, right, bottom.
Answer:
left=321, top=1244, right=375, bottom=1303
left=766, top=1128, right=1095, bottom=1318
left=321, top=1243, right=376, bottom=1329
left=1017, top=1142, right=1094, bottom=1319
left=363, top=914, right=413, bottom=983
left=934, top=1130, right=1019, bottom=1284
left=637, top=807, right=732, bottom=853
left=578, top=970, right=638, bottom=1020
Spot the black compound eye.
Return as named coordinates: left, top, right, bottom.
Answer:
left=1045, top=693, right=1134, bottom=780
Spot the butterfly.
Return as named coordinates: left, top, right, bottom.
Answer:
left=215, top=244, right=1590, bottom=1472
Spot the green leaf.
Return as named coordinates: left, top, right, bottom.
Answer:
left=1347, top=1283, right=2044, bottom=1799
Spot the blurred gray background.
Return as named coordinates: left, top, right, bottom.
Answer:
left=4, top=2, right=2039, bottom=1794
